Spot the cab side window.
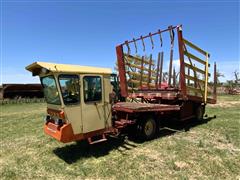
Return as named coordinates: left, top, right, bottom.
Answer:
left=83, top=76, right=102, bottom=102
left=59, top=75, right=80, bottom=105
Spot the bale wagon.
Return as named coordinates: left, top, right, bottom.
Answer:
left=26, top=25, right=217, bottom=144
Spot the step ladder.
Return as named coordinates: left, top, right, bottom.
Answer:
left=87, top=134, right=107, bottom=145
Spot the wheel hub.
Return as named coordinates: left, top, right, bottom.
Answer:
left=144, top=121, right=154, bottom=136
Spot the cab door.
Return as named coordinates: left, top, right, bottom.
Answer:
left=58, top=74, right=82, bottom=135
left=81, top=75, right=106, bottom=133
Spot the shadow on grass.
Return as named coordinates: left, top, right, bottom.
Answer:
left=157, top=116, right=216, bottom=138
left=53, top=136, right=136, bottom=164
left=53, top=116, right=216, bottom=164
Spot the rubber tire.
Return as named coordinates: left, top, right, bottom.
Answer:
left=141, top=118, right=157, bottom=140
left=196, top=105, right=205, bottom=121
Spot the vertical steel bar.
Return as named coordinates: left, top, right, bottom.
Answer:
left=140, top=56, right=144, bottom=89
left=168, top=49, right=173, bottom=86
left=155, top=52, right=161, bottom=89
left=194, top=64, right=197, bottom=96
left=173, top=67, right=176, bottom=87
left=204, top=53, right=209, bottom=103
left=158, top=29, right=163, bottom=47
left=213, top=61, right=217, bottom=102
left=168, top=25, right=174, bottom=87
left=187, top=67, right=190, bottom=85
left=177, top=26, right=187, bottom=97
left=147, top=54, right=153, bottom=89
left=133, top=38, right=137, bottom=54
left=116, top=45, right=128, bottom=97
left=141, top=36, right=145, bottom=52
left=159, top=52, right=164, bottom=88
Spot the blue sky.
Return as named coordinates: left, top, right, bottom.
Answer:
left=1, top=0, right=239, bottom=83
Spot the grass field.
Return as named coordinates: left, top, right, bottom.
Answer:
left=1, top=95, right=240, bottom=179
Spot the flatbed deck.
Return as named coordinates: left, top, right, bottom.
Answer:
left=113, top=102, right=180, bottom=113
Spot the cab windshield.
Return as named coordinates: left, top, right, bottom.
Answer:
left=41, top=76, right=61, bottom=105
left=58, top=74, right=80, bottom=105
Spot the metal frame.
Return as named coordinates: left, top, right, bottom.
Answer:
left=116, top=24, right=217, bottom=104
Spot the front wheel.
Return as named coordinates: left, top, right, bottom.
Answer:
left=141, top=118, right=157, bottom=140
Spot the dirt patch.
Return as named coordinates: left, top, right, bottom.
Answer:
left=174, top=161, right=189, bottom=170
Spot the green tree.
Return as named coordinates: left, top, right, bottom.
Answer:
left=216, top=70, right=224, bottom=84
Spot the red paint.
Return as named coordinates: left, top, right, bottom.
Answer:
left=177, top=26, right=187, bottom=98
left=116, top=45, right=128, bottom=97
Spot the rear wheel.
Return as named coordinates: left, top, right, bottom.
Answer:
left=141, top=118, right=157, bottom=140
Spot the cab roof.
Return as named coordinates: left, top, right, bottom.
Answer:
left=26, top=61, right=112, bottom=76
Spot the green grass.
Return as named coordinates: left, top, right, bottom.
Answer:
left=0, top=95, right=240, bottom=179
left=216, top=94, right=240, bottom=101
